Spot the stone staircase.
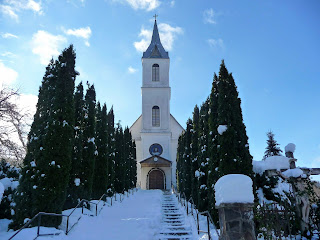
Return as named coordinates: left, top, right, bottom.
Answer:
left=156, top=191, right=193, bottom=240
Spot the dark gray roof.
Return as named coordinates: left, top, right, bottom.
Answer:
left=142, top=20, right=169, bottom=59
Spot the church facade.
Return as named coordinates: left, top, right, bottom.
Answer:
left=130, top=20, right=184, bottom=190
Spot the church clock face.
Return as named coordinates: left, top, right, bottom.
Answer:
left=149, top=143, right=163, bottom=156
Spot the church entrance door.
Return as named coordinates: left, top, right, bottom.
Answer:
left=149, top=169, right=164, bottom=189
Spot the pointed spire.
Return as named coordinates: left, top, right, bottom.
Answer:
left=142, top=19, right=169, bottom=59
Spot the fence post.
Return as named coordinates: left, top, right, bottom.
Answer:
left=197, top=212, right=200, bottom=235
left=187, top=201, right=189, bottom=215
left=207, top=215, right=211, bottom=240
left=66, top=216, right=69, bottom=235
left=96, top=204, right=98, bottom=216
left=37, top=214, right=41, bottom=237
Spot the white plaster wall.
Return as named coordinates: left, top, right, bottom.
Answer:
left=141, top=132, right=171, bottom=160
left=141, top=87, right=171, bottom=131
left=142, top=58, right=170, bottom=87
left=141, top=166, right=172, bottom=190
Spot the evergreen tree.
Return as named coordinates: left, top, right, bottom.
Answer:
left=114, top=122, right=123, bottom=193
left=12, top=45, right=77, bottom=228
left=197, top=99, right=210, bottom=212
left=129, top=139, right=137, bottom=188
left=106, top=107, right=115, bottom=195
left=184, top=118, right=193, bottom=199
left=176, top=134, right=185, bottom=193
left=216, top=61, right=252, bottom=178
left=92, top=103, right=108, bottom=199
left=81, top=83, right=96, bottom=200
left=64, top=82, right=85, bottom=209
left=263, top=131, right=282, bottom=160
left=191, top=105, right=199, bottom=205
left=123, top=127, right=131, bottom=191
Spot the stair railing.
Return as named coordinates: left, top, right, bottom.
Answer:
left=9, top=188, right=137, bottom=240
left=171, top=185, right=219, bottom=240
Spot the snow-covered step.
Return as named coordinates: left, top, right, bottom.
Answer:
left=156, top=191, right=193, bottom=240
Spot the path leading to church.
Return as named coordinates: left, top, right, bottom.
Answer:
left=2, top=190, right=201, bottom=240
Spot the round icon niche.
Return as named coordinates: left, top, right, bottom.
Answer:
left=149, top=143, right=163, bottom=156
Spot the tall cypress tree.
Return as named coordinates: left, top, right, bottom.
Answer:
left=191, top=105, right=200, bottom=205
left=216, top=61, right=252, bottom=178
left=65, top=82, right=85, bottom=209
left=114, top=123, right=123, bottom=193
left=176, top=134, right=185, bottom=193
left=106, top=107, right=115, bottom=195
left=184, top=118, right=193, bottom=199
left=263, top=131, right=282, bottom=160
left=197, top=99, right=210, bottom=212
left=81, top=83, right=96, bottom=199
left=12, top=45, right=76, bottom=228
left=92, top=103, right=108, bottom=199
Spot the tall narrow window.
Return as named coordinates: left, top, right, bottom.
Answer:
left=152, top=64, right=159, bottom=82
left=152, top=106, right=160, bottom=127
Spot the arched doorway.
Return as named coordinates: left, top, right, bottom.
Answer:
left=148, top=168, right=165, bottom=189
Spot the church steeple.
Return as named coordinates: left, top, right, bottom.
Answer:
left=142, top=19, right=169, bottom=59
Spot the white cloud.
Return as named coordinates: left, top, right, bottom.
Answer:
left=134, top=23, right=183, bottom=52
left=203, top=8, right=216, bottom=24
left=1, top=32, right=18, bottom=39
left=0, top=62, right=18, bottom=88
left=113, top=0, right=160, bottom=11
left=207, top=38, right=224, bottom=49
left=0, top=0, right=43, bottom=22
left=128, top=66, right=138, bottom=74
left=31, top=30, right=67, bottom=65
left=63, top=27, right=92, bottom=47
left=16, top=93, right=38, bottom=118
left=170, top=1, right=175, bottom=7
left=0, top=5, right=18, bottom=21
left=1, top=52, right=16, bottom=58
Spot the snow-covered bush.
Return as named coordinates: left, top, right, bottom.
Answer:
left=0, top=159, right=20, bottom=219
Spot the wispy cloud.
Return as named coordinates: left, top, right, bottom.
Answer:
left=170, top=1, right=175, bottom=7
left=31, top=30, right=67, bottom=65
left=207, top=38, right=224, bottom=49
left=0, top=62, right=19, bottom=88
left=203, top=8, right=216, bottom=25
left=134, top=23, right=183, bottom=52
left=0, top=0, right=43, bottom=22
left=0, top=5, right=18, bottom=21
left=63, top=27, right=92, bottom=47
left=128, top=66, right=138, bottom=74
left=112, top=0, right=160, bottom=11
left=1, top=32, right=19, bottom=39
left=1, top=51, right=16, bottom=58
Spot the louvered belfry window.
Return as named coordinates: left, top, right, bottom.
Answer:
left=152, top=64, right=159, bottom=82
left=152, top=106, right=160, bottom=127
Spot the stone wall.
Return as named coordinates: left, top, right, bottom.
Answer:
left=216, top=203, right=256, bottom=240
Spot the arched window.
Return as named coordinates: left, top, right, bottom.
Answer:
left=152, top=106, right=160, bottom=127
left=152, top=64, right=159, bottom=82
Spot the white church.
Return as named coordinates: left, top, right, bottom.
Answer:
left=130, top=19, right=184, bottom=190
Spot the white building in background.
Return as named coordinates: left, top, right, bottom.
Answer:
left=130, top=19, right=184, bottom=190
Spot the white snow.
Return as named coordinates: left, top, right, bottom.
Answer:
left=215, top=174, right=254, bottom=206
left=30, top=161, right=36, bottom=167
left=0, top=182, right=4, bottom=203
left=285, top=143, right=296, bottom=153
left=88, top=137, right=95, bottom=143
left=253, top=156, right=290, bottom=174
left=74, top=178, right=80, bottom=186
left=0, top=190, right=163, bottom=240
left=51, top=161, right=55, bottom=166
left=0, top=177, right=12, bottom=190
left=282, top=168, right=304, bottom=178
left=217, top=125, right=227, bottom=135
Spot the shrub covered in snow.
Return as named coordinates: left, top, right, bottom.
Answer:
left=0, top=159, right=20, bottom=220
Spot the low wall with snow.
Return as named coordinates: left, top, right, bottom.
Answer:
left=215, top=174, right=256, bottom=240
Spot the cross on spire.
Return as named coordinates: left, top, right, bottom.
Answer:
left=153, top=14, right=158, bottom=21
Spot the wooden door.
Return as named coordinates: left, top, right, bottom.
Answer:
left=149, top=170, right=164, bottom=189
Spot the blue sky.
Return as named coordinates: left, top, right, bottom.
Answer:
left=0, top=0, right=319, bottom=171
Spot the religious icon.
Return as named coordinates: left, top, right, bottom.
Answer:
left=149, top=143, right=163, bottom=156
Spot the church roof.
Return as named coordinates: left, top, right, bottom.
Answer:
left=142, top=20, right=169, bottom=59
left=139, top=155, right=171, bottom=167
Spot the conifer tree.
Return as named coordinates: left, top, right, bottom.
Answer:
left=81, top=83, right=96, bottom=199
left=216, top=61, right=252, bottom=178
left=191, top=105, right=199, bottom=205
left=176, top=134, right=185, bottom=193
left=197, top=99, right=210, bottom=212
left=263, top=131, right=282, bottom=160
left=106, top=107, right=115, bottom=195
left=184, top=118, right=193, bottom=199
left=123, top=127, right=132, bottom=190
left=12, top=45, right=77, bottom=228
left=92, top=103, right=108, bottom=199
left=64, top=82, right=85, bottom=209
left=114, top=123, right=123, bottom=193
left=129, top=139, right=137, bottom=188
